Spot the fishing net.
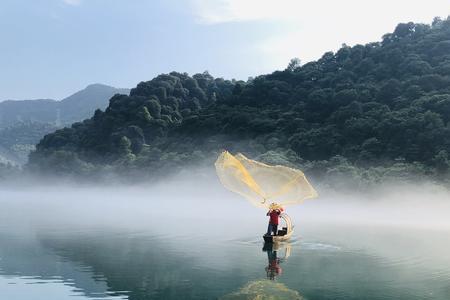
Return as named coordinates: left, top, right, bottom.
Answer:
left=215, top=151, right=318, bottom=209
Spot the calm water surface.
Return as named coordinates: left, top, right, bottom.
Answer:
left=1, top=188, right=450, bottom=299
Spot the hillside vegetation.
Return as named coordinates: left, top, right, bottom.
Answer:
left=29, top=18, right=450, bottom=186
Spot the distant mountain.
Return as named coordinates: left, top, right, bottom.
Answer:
left=0, top=84, right=130, bottom=128
left=0, top=84, right=129, bottom=165
left=0, top=122, right=60, bottom=165
left=59, top=84, right=130, bottom=124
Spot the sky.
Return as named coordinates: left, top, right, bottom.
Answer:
left=0, top=0, right=449, bottom=100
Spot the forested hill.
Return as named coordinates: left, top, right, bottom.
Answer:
left=29, top=18, right=450, bottom=183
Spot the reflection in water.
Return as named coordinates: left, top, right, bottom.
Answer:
left=262, top=242, right=291, bottom=280
left=0, top=233, right=128, bottom=300
left=220, top=280, right=304, bottom=300
left=221, top=241, right=304, bottom=299
left=1, top=216, right=450, bottom=299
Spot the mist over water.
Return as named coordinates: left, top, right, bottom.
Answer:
left=1, top=172, right=450, bottom=299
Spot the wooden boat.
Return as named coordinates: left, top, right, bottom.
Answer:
left=263, top=213, right=293, bottom=243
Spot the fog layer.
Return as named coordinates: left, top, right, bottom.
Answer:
left=1, top=173, right=449, bottom=233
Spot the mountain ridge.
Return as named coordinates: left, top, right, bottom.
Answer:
left=0, top=84, right=129, bottom=127
left=0, top=83, right=127, bottom=102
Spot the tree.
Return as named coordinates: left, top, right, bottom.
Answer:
left=433, top=150, right=450, bottom=173
left=285, top=58, right=301, bottom=72
left=138, top=106, right=152, bottom=123
left=118, top=136, right=132, bottom=156
left=145, top=99, right=161, bottom=119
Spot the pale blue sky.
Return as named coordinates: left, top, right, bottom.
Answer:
left=1, top=0, right=449, bottom=100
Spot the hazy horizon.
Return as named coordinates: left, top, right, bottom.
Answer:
left=0, top=82, right=129, bottom=102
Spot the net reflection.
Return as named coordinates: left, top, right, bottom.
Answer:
left=220, top=241, right=303, bottom=300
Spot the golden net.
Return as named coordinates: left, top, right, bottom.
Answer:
left=215, top=151, right=318, bottom=209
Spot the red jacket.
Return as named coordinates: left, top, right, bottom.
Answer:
left=268, top=210, right=280, bottom=225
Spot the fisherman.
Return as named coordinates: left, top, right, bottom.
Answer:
left=266, top=204, right=281, bottom=236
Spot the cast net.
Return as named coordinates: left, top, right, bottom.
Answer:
left=215, top=151, right=318, bottom=209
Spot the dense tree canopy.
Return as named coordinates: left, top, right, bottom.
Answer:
left=28, top=18, right=450, bottom=184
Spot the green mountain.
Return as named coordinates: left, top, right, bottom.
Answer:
left=0, top=84, right=129, bottom=164
left=29, top=18, right=450, bottom=184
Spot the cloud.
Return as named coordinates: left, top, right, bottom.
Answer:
left=257, top=0, right=450, bottom=63
left=191, top=0, right=449, bottom=26
left=190, top=0, right=300, bottom=24
left=63, top=0, right=82, bottom=6
left=190, top=0, right=450, bottom=73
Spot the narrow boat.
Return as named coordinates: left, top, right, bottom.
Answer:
left=263, top=213, right=293, bottom=243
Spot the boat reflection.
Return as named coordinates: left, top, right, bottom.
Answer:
left=262, top=241, right=291, bottom=280
left=221, top=241, right=303, bottom=299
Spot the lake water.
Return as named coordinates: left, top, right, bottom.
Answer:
left=1, top=183, right=450, bottom=300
